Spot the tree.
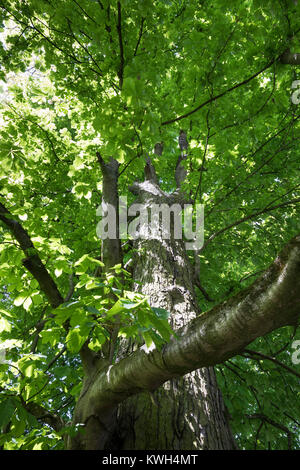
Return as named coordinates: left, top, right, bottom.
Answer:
left=0, top=0, right=299, bottom=451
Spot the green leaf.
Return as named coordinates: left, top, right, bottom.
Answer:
left=151, top=307, right=170, bottom=320
left=13, top=296, right=26, bottom=307
left=54, top=301, right=82, bottom=325
left=142, top=330, right=153, bottom=349
left=0, top=316, right=11, bottom=333
left=0, top=399, right=16, bottom=430
left=23, top=297, right=32, bottom=311
left=106, top=300, right=124, bottom=318
left=40, top=328, right=61, bottom=347
left=66, top=326, right=91, bottom=353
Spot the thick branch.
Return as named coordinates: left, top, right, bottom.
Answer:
left=74, top=233, right=300, bottom=426
left=175, top=153, right=187, bottom=188
left=0, top=201, right=63, bottom=308
left=64, top=272, right=75, bottom=302
left=96, top=153, right=123, bottom=364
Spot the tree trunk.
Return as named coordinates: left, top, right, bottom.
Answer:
left=105, top=180, right=237, bottom=450
left=113, top=369, right=236, bottom=450
left=69, top=165, right=238, bottom=451
left=67, top=158, right=300, bottom=450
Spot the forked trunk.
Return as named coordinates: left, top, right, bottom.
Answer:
left=69, top=165, right=237, bottom=450
left=105, top=181, right=237, bottom=450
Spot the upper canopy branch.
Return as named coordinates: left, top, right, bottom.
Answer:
left=116, top=1, right=125, bottom=89
left=161, top=58, right=276, bottom=126
left=161, top=31, right=300, bottom=126
left=202, top=197, right=300, bottom=251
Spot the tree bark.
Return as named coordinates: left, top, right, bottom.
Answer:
left=114, top=368, right=236, bottom=450
left=67, top=160, right=300, bottom=450
left=106, top=179, right=237, bottom=450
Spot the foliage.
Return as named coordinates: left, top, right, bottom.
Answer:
left=0, top=0, right=299, bottom=450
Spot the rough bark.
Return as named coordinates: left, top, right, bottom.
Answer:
left=114, top=368, right=235, bottom=450
left=69, top=161, right=237, bottom=449
left=111, top=179, right=236, bottom=449
left=96, top=153, right=122, bottom=268
left=67, top=157, right=300, bottom=450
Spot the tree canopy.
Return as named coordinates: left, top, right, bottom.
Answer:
left=0, top=0, right=299, bottom=450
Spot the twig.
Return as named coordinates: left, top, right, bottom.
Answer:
left=194, top=277, right=214, bottom=302
left=161, top=58, right=276, bottom=125
left=134, top=17, right=145, bottom=57
left=246, top=413, right=293, bottom=450
left=206, top=114, right=300, bottom=217
left=44, top=345, right=67, bottom=373
left=70, top=0, right=99, bottom=25
left=64, top=272, right=75, bottom=302
left=119, top=154, right=140, bottom=177
left=194, top=109, right=210, bottom=202
left=161, top=27, right=300, bottom=126
left=242, top=348, right=300, bottom=380
left=116, top=1, right=124, bottom=89
left=202, top=197, right=300, bottom=251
